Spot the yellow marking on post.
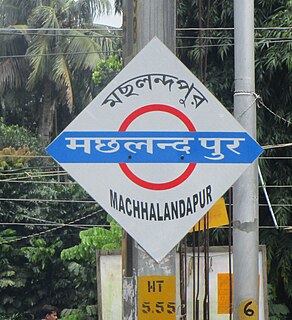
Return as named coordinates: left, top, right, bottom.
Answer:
left=138, top=275, right=176, bottom=320
left=238, top=298, right=258, bottom=319
left=217, top=273, right=233, bottom=314
left=217, top=274, right=260, bottom=316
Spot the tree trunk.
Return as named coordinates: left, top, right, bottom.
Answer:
left=38, top=82, right=56, bottom=143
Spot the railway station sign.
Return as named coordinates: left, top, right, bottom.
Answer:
left=46, top=37, right=263, bottom=262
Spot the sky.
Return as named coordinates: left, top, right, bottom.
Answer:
left=94, top=0, right=122, bottom=28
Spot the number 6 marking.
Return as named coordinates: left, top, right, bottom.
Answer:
left=238, top=298, right=258, bottom=320
left=244, top=301, right=254, bottom=316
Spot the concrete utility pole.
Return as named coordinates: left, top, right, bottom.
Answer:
left=122, top=1, right=176, bottom=319
left=233, top=0, right=259, bottom=318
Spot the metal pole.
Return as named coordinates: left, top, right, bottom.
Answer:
left=122, top=1, right=176, bottom=319
left=233, top=0, right=259, bottom=318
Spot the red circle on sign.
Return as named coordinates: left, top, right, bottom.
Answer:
left=119, top=104, right=196, bottom=190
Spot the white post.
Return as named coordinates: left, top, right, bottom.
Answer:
left=233, top=0, right=259, bottom=318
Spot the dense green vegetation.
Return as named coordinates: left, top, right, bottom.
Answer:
left=178, top=0, right=292, bottom=317
left=0, top=119, right=111, bottom=319
left=0, top=0, right=291, bottom=319
left=0, top=0, right=115, bottom=142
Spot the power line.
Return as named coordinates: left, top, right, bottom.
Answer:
left=0, top=155, right=51, bottom=158
left=0, top=174, right=62, bottom=181
left=177, top=36, right=292, bottom=41
left=1, top=31, right=290, bottom=41
left=0, top=222, right=107, bottom=228
left=1, top=179, right=291, bottom=188
left=258, top=98, right=292, bottom=126
left=0, top=197, right=95, bottom=203
left=0, top=209, right=105, bottom=244
left=263, top=142, right=292, bottom=150
left=0, top=49, right=122, bottom=59
left=1, top=155, right=290, bottom=159
left=0, top=197, right=290, bottom=207
left=20, top=213, right=89, bottom=227
left=259, top=157, right=292, bottom=160
left=0, top=168, right=63, bottom=175
left=0, top=27, right=123, bottom=32
left=0, top=222, right=94, bottom=228
left=0, top=31, right=122, bottom=39
left=0, top=26, right=290, bottom=32
left=1, top=222, right=291, bottom=231
left=1, top=40, right=291, bottom=59
left=1, top=210, right=107, bottom=230
left=0, top=31, right=122, bottom=38
left=0, top=39, right=290, bottom=60
left=176, top=27, right=292, bottom=31
left=177, top=39, right=292, bottom=49
left=0, top=180, right=76, bottom=185
left=3, top=27, right=291, bottom=31
left=0, top=172, right=69, bottom=182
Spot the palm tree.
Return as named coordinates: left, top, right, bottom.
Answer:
left=0, top=0, right=115, bottom=142
left=114, top=0, right=122, bottom=13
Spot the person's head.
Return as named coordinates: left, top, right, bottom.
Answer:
left=41, top=305, right=58, bottom=320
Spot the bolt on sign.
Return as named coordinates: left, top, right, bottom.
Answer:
left=46, top=37, right=263, bottom=262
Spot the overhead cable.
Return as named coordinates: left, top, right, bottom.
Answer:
left=0, top=49, right=122, bottom=59
left=0, top=197, right=290, bottom=207
left=1, top=179, right=291, bottom=188
left=0, top=209, right=103, bottom=244
left=0, top=197, right=95, bottom=203
left=0, top=26, right=291, bottom=32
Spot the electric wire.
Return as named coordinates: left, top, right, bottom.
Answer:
left=263, top=142, right=292, bottom=150
left=0, top=145, right=291, bottom=163
left=1, top=39, right=291, bottom=60
left=0, top=35, right=290, bottom=59
left=0, top=208, right=105, bottom=244
left=1, top=180, right=290, bottom=188
left=0, top=31, right=122, bottom=38
left=0, top=155, right=291, bottom=160
left=0, top=222, right=105, bottom=228
left=0, top=198, right=290, bottom=207
left=3, top=32, right=291, bottom=43
left=0, top=172, right=69, bottom=182
left=0, top=27, right=290, bottom=245
left=0, top=49, right=122, bottom=59
left=19, top=213, right=83, bottom=226
left=1, top=223, right=291, bottom=229
left=0, top=197, right=96, bottom=203
left=176, top=27, right=292, bottom=31
left=1, top=26, right=291, bottom=31
left=258, top=98, right=292, bottom=126
left=0, top=27, right=123, bottom=32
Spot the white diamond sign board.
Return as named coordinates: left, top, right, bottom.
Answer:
left=46, top=37, right=263, bottom=262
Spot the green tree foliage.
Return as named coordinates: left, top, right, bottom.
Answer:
left=268, top=284, right=290, bottom=319
left=54, top=54, right=123, bottom=318
left=114, top=0, right=123, bottom=14
left=0, top=0, right=291, bottom=318
left=255, top=1, right=292, bottom=312
left=0, top=120, right=107, bottom=318
left=92, top=54, right=122, bottom=93
left=0, top=118, right=44, bottom=151
left=178, top=0, right=292, bottom=314
left=59, top=216, right=122, bottom=319
left=0, top=0, right=115, bottom=141
left=0, top=229, right=67, bottom=318
left=61, top=216, right=122, bottom=263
